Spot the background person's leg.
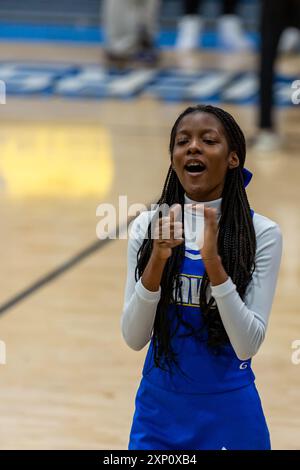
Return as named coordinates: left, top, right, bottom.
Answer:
left=259, top=0, right=285, bottom=131
left=222, top=0, right=238, bottom=15
left=138, top=0, right=160, bottom=50
left=279, top=27, right=300, bottom=53
left=279, top=0, right=300, bottom=52
left=252, top=0, right=286, bottom=152
left=184, top=0, right=200, bottom=15
left=176, top=0, right=203, bottom=51
left=103, top=0, right=141, bottom=58
left=218, top=0, right=252, bottom=51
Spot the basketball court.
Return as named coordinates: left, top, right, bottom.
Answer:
left=0, top=38, right=299, bottom=449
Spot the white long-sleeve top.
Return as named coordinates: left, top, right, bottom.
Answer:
left=121, top=195, right=282, bottom=360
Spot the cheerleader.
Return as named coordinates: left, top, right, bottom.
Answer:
left=121, top=104, right=282, bottom=450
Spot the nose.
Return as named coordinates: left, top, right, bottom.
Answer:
left=187, top=137, right=202, bottom=154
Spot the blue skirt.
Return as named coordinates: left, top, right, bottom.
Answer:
left=128, top=377, right=271, bottom=450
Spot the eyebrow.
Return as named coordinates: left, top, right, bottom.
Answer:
left=176, top=127, right=221, bottom=136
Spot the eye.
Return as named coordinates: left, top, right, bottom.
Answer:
left=203, top=139, right=216, bottom=145
left=176, top=139, right=188, bottom=145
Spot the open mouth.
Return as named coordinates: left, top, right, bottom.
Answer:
left=184, top=161, right=206, bottom=174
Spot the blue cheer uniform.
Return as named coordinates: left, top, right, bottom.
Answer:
left=122, top=196, right=282, bottom=450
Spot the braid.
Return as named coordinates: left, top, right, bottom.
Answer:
left=136, top=104, right=256, bottom=368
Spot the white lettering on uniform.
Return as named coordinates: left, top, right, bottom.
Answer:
left=239, top=362, right=248, bottom=370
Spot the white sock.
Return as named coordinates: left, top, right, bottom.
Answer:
left=218, top=14, right=252, bottom=52
left=251, top=130, right=282, bottom=153
left=176, top=15, right=202, bottom=51
left=279, top=27, right=300, bottom=53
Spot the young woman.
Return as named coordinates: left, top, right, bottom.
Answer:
left=121, top=104, right=282, bottom=450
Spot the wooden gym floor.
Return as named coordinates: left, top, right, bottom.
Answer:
left=0, top=43, right=299, bottom=449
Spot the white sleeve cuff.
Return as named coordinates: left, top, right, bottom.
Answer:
left=135, top=278, right=161, bottom=302
left=210, top=277, right=236, bottom=298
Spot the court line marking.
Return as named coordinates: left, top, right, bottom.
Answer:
left=0, top=210, right=148, bottom=315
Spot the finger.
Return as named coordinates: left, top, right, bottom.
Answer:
left=171, top=238, right=185, bottom=247
left=158, top=216, right=179, bottom=228
left=165, top=225, right=183, bottom=241
left=156, top=216, right=174, bottom=239
left=157, top=217, right=177, bottom=233
left=204, top=207, right=218, bottom=226
left=169, top=203, right=182, bottom=224
left=156, top=223, right=183, bottom=242
left=191, top=203, right=204, bottom=217
left=158, top=217, right=183, bottom=239
left=155, top=218, right=165, bottom=240
left=170, top=222, right=184, bottom=240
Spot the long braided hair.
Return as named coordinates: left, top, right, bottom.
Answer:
left=135, top=104, right=256, bottom=370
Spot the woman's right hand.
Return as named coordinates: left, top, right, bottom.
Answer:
left=152, top=204, right=184, bottom=260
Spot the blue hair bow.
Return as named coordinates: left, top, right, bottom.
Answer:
left=242, top=167, right=252, bottom=188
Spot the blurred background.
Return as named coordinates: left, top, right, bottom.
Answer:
left=0, top=0, right=299, bottom=450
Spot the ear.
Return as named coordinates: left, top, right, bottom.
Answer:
left=228, top=151, right=239, bottom=169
